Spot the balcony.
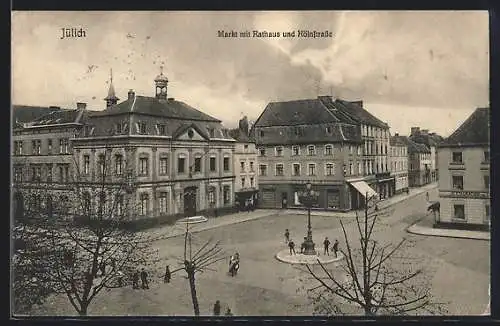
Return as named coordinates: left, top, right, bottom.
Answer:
left=448, top=161, right=465, bottom=170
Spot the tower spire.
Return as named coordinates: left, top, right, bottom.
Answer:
left=104, top=68, right=119, bottom=109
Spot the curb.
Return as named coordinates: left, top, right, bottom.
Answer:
left=275, top=250, right=345, bottom=265
left=405, top=216, right=490, bottom=241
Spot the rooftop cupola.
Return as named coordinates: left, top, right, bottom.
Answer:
left=154, top=66, right=169, bottom=100
left=104, top=68, right=120, bottom=109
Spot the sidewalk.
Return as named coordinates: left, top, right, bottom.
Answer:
left=144, top=209, right=280, bottom=241
left=406, top=213, right=491, bottom=241
left=282, top=182, right=438, bottom=218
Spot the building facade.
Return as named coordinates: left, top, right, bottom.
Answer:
left=408, top=138, right=432, bottom=187
left=72, top=71, right=236, bottom=220
left=437, top=107, right=490, bottom=227
left=12, top=103, right=94, bottom=219
left=229, top=117, right=259, bottom=210
left=409, top=127, right=440, bottom=183
left=389, top=133, right=409, bottom=194
left=252, top=96, right=391, bottom=211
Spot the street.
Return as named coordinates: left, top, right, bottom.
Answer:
left=31, top=188, right=490, bottom=316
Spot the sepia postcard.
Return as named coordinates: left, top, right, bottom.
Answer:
left=10, top=10, right=490, bottom=317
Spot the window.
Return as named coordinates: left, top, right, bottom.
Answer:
left=349, top=145, right=353, bottom=154
left=452, top=175, right=464, bottom=190
left=116, top=123, right=123, bottom=134
left=158, top=124, right=166, bottom=135
left=241, top=177, right=245, bottom=188
left=139, top=157, right=149, bottom=175
left=47, top=165, right=52, bottom=182
left=260, top=130, right=264, bottom=137
left=17, top=141, right=23, bottom=155
left=357, top=146, right=362, bottom=155
left=293, top=163, right=301, bottom=176
left=223, top=157, right=230, bottom=171
left=358, top=162, right=362, bottom=175
left=484, top=175, right=490, bottom=189
left=240, top=161, right=245, bottom=171
left=59, top=139, right=69, bottom=154
left=116, top=194, right=124, bottom=216
left=83, top=192, right=91, bottom=216
left=484, top=151, right=490, bottom=162
left=453, top=204, right=465, bottom=219
left=294, top=127, right=303, bottom=135
left=194, top=157, right=201, bottom=173
left=259, top=164, right=267, bottom=176
left=244, top=144, right=248, bottom=150
left=250, top=177, right=254, bottom=187
left=208, top=128, right=215, bottom=138
left=115, top=155, right=123, bottom=175
left=249, top=161, right=254, bottom=172
left=325, top=145, right=333, bottom=156
left=14, top=167, right=23, bottom=182
left=223, top=186, right=230, bottom=204
left=59, top=165, right=67, bottom=183
left=326, top=163, right=335, bottom=176
left=292, top=146, right=300, bottom=156
left=83, top=155, right=90, bottom=174
left=159, top=192, right=168, bottom=214
left=326, top=126, right=332, bottom=134
left=308, top=163, right=316, bottom=176
left=275, top=164, right=284, bottom=176
left=159, top=157, right=168, bottom=175
left=452, top=152, right=463, bottom=164
left=32, top=140, right=41, bottom=155
left=259, top=148, right=266, bottom=157
left=349, top=162, right=353, bottom=175
left=98, top=155, right=106, bottom=175
left=140, top=193, right=149, bottom=215
left=210, top=157, right=217, bottom=172
left=275, top=146, right=283, bottom=157
left=47, top=139, right=52, bottom=154
left=138, top=122, right=147, bottom=134
left=485, top=205, right=490, bottom=222
left=177, top=157, right=185, bottom=173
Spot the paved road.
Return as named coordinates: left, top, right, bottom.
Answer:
left=31, top=188, right=490, bottom=316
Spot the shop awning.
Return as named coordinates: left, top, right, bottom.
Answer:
left=349, top=181, right=378, bottom=199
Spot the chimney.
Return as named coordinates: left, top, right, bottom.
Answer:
left=128, top=89, right=135, bottom=100
left=76, top=102, right=87, bottom=110
left=410, top=127, right=420, bottom=136
left=394, top=133, right=399, bottom=137
left=168, top=97, right=175, bottom=101
left=351, top=100, right=363, bottom=108
left=421, top=129, right=429, bottom=135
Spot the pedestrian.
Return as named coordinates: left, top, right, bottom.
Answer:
left=288, top=239, right=296, bottom=255
left=332, top=239, right=339, bottom=258
left=213, top=300, right=221, bottom=316
left=323, top=237, right=331, bottom=256
left=164, top=265, right=171, bottom=283
left=140, top=268, right=149, bottom=289
left=132, top=271, right=140, bottom=289
left=284, top=229, right=290, bottom=243
left=225, top=307, right=233, bottom=316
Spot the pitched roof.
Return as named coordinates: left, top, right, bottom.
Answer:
left=333, top=99, right=389, bottom=129
left=407, top=138, right=430, bottom=153
left=94, top=95, right=220, bottom=122
left=29, top=109, right=82, bottom=126
left=390, top=135, right=408, bottom=147
left=410, top=133, right=438, bottom=147
left=12, top=105, right=62, bottom=125
left=440, top=107, right=490, bottom=147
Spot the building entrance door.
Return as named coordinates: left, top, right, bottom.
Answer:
left=184, top=187, right=197, bottom=217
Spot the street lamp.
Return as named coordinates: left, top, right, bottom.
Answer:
left=298, top=182, right=319, bottom=255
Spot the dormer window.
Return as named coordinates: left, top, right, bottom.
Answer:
left=138, top=122, right=147, bottom=134
left=326, top=126, right=332, bottom=134
left=116, top=123, right=122, bottom=134
left=157, top=124, right=166, bottom=136
left=208, top=128, right=215, bottom=138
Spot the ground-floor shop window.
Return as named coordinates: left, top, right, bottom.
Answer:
left=453, top=204, right=465, bottom=219
left=223, top=186, right=230, bottom=205
left=327, top=190, right=340, bottom=209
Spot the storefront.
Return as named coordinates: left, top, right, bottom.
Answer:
left=348, top=179, right=378, bottom=209
left=376, top=173, right=395, bottom=200
left=234, top=188, right=259, bottom=210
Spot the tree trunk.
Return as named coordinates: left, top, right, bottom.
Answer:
left=188, top=272, right=200, bottom=316
left=78, top=304, right=88, bottom=316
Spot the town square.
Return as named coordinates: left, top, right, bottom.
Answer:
left=11, top=11, right=490, bottom=317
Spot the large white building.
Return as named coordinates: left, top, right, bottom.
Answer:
left=437, top=107, right=490, bottom=228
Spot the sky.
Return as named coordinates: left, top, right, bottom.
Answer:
left=11, top=11, right=489, bottom=137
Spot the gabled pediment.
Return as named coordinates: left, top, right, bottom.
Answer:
left=173, top=123, right=209, bottom=141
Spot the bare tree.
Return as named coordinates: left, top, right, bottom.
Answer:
left=302, top=194, right=447, bottom=316
left=169, top=220, right=226, bottom=316
left=12, top=144, right=159, bottom=316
